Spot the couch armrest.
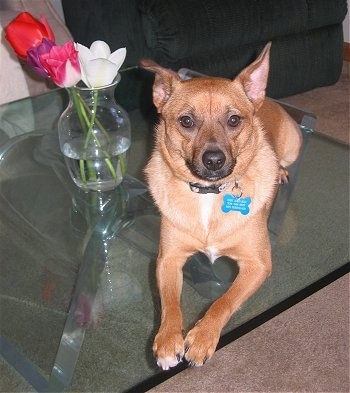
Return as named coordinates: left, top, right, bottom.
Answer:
left=0, top=0, right=73, bottom=105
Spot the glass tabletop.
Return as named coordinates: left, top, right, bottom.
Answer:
left=0, top=68, right=349, bottom=393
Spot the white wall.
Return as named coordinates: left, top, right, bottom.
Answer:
left=344, top=1, right=350, bottom=42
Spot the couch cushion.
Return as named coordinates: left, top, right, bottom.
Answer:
left=62, top=0, right=150, bottom=68
left=139, top=0, right=348, bottom=62
left=0, top=0, right=73, bottom=104
left=146, top=24, right=344, bottom=99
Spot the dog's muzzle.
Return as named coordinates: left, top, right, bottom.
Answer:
left=187, top=148, right=236, bottom=181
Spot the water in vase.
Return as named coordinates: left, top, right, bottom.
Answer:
left=63, top=135, right=131, bottom=191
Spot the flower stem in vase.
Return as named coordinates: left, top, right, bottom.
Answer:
left=71, top=87, right=120, bottom=188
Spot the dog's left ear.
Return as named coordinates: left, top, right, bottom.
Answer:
left=140, top=59, right=181, bottom=112
left=236, top=42, right=271, bottom=108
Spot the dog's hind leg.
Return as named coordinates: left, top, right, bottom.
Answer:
left=278, top=165, right=290, bottom=184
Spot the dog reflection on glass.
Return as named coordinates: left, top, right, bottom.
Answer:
left=140, top=43, right=302, bottom=370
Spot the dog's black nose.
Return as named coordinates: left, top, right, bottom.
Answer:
left=202, top=150, right=226, bottom=171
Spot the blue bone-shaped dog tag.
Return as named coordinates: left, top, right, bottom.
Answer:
left=221, top=194, right=252, bottom=215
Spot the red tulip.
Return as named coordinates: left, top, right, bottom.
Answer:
left=5, top=12, right=55, bottom=59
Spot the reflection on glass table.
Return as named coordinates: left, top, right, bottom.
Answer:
left=0, top=69, right=349, bottom=393
left=0, top=130, right=160, bottom=391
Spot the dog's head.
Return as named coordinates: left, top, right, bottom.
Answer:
left=141, top=43, right=271, bottom=184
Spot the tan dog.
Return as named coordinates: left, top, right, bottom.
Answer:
left=141, top=43, right=302, bottom=370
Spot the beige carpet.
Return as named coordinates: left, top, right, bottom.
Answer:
left=145, top=62, right=350, bottom=393
left=282, top=61, right=349, bottom=144
left=147, top=274, right=349, bottom=393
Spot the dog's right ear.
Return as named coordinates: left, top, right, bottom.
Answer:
left=140, top=59, right=181, bottom=112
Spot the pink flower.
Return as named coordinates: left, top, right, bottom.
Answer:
left=40, top=41, right=81, bottom=87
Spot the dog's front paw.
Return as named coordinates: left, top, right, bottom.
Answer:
left=153, top=327, right=185, bottom=370
left=184, top=322, right=220, bottom=367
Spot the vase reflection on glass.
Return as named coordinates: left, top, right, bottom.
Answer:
left=58, top=74, right=131, bottom=191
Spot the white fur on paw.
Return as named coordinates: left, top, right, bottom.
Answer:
left=157, top=356, right=181, bottom=370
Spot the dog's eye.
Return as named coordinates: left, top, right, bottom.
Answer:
left=179, top=115, right=194, bottom=128
left=227, top=115, right=241, bottom=128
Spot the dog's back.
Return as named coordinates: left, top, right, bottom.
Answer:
left=259, top=99, right=302, bottom=170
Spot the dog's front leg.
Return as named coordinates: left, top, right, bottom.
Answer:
left=184, top=243, right=272, bottom=366
left=153, top=222, right=192, bottom=370
left=153, top=252, right=185, bottom=370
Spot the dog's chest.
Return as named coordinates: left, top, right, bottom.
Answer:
left=198, top=193, right=216, bottom=232
left=197, top=194, right=228, bottom=262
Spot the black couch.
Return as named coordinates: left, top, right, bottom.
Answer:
left=62, top=0, right=347, bottom=101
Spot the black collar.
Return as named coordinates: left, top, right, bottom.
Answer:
left=189, top=182, right=228, bottom=194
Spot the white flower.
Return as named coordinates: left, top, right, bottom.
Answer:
left=76, top=40, right=126, bottom=88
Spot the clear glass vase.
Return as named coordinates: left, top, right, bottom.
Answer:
left=58, top=74, right=131, bottom=192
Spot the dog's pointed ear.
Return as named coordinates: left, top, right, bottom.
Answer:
left=236, top=42, right=271, bottom=108
left=140, top=59, right=181, bottom=112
